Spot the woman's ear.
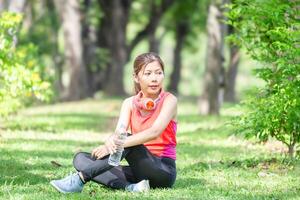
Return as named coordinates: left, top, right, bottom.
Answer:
left=133, top=73, right=139, bottom=84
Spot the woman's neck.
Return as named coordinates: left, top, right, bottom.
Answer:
left=140, top=90, right=162, bottom=100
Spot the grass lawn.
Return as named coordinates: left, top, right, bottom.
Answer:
left=0, top=98, right=299, bottom=200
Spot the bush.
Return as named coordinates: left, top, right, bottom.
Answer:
left=0, top=12, right=53, bottom=116
left=227, top=0, right=300, bottom=157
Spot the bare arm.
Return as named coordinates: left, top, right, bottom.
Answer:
left=123, top=94, right=177, bottom=148
left=114, top=97, right=132, bottom=133
left=92, top=97, right=132, bottom=159
left=92, top=94, right=177, bottom=159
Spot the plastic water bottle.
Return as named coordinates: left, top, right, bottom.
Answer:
left=108, top=132, right=127, bottom=166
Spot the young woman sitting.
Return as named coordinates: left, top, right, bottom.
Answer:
left=50, top=52, right=178, bottom=193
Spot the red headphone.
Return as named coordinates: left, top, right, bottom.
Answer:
left=142, top=98, right=157, bottom=110
left=135, top=91, right=161, bottom=111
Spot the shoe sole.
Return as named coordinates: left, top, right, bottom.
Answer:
left=50, top=181, right=68, bottom=194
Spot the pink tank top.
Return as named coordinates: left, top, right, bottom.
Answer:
left=130, top=91, right=177, bottom=160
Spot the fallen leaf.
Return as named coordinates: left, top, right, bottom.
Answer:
left=51, top=160, right=63, bottom=167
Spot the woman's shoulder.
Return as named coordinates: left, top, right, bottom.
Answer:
left=162, top=92, right=177, bottom=121
left=122, top=96, right=134, bottom=109
left=164, top=92, right=177, bottom=104
left=124, top=96, right=134, bottom=102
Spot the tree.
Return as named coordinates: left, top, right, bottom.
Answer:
left=94, top=0, right=132, bottom=96
left=0, top=12, right=52, bottom=116
left=167, top=20, right=189, bottom=95
left=19, top=0, right=63, bottom=99
left=94, top=0, right=174, bottom=96
left=54, top=0, right=89, bottom=100
left=7, top=0, right=27, bottom=13
left=81, top=0, right=101, bottom=96
left=128, top=0, right=175, bottom=56
left=166, top=0, right=209, bottom=95
left=199, top=0, right=227, bottom=115
left=229, top=0, right=300, bottom=157
left=224, top=24, right=240, bottom=102
left=0, top=0, right=8, bottom=12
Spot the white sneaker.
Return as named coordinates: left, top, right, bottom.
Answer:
left=50, top=172, right=84, bottom=193
left=126, top=179, right=150, bottom=192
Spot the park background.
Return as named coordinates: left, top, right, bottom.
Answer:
left=0, top=0, right=299, bottom=199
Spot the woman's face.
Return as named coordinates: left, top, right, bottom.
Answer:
left=135, top=61, right=164, bottom=98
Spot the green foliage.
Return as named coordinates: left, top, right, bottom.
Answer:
left=228, top=0, right=300, bottom=156
left=163, top=0, right=209, bottom=51
left=0, top=12, right=53, bottom=116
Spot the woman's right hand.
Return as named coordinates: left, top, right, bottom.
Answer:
left=91, top=145, right=108, bottom=159
left=91, top=135, right=117, bottom=159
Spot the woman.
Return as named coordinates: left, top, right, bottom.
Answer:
left=50, top=52, right=177, bottom=193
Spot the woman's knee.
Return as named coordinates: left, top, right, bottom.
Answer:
left=73, top=152, right=91, bottom=171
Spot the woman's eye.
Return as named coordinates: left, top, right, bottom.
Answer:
left=144, top=73, right=151, bottom=76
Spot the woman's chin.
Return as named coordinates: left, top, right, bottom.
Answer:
left=149, top=87, right=161, bottom=93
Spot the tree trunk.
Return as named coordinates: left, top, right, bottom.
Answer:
left=22, top=2, right=33, bottom=33
left=288, top=144, right=295, bottom=157
left=94, top=0, right=173, bottom=95
left=199, top=3, right=224, bottom=115
left=0, top=0, right=8, bottom=12
left=54, top=0, right=89, bottom=101
left=147, top=0, right=163, bottom=53
left=91, top=1, right=112, bottom=93
left=97, top=0, right=131, bottom=96
left=82, top=0, right=98, bottom=96
left=224, top=16, right=240, bottom=103
left=5, top=0, right=27, bottom=46
left=167, top=21, right=189, bottom=95
left=45, top=0, right=64, bottom=97
left=149, top=30, right=159, bottom=53
left=128, top=0, right=175, bottom=59
left=8, top=0, right=26, bottom=13
left=224, top=43, right=240, bottom=102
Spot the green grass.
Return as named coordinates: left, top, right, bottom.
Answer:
left=0, top=98, right=299, bottom=200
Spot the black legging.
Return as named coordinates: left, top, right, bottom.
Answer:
left=73, top=145, right=176, bottom=189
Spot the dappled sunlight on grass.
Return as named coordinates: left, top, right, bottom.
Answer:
left=2, top=113, right=117, bottom=133
left=1, top=130, right=110, bottom=143
left=0, top=98, right=299, bottom=199
left=20, top=99, right=122, bottom=115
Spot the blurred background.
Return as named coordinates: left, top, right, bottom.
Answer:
left=1, top=2, right=299, bottom=198
left=0, top=0, right=263, bottom=116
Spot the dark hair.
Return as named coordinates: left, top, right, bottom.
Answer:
left=133, top=52, right=165, bottom=94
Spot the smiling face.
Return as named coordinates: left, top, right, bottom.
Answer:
left=134, top=61, right=164, bottom=99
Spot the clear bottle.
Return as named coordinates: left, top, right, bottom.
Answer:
left=108, top=132, right=127, bottom=166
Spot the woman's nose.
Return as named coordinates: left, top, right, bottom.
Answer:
left=150, top=74, right=158, bottom=81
